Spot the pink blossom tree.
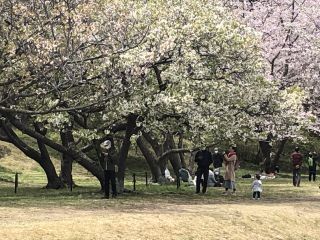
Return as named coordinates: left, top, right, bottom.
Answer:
left=223, top=0, right=320, bottom=171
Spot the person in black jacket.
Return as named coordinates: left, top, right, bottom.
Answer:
left=97, top=140, right=117, bottom=199
left=308, top=152, right=318, bottom=182
left=212, top=147, right=223, bottom=173
left=195, top=147, right=213, bottom=194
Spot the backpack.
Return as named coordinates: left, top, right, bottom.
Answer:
left=179, top=168, right=191, bottom=182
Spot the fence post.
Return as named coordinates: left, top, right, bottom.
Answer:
left=133, top=173, right=136, bottom=191
left=145, top=172, right=148, bottom=186
left=14, top=173, right=18, bottom=194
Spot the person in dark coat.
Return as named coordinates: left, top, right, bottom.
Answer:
left=308, top=152, right=318, bottom=182
left=195, top=147, right=213, bottom=194
left=291, top=147, right=303, bottom=187
left=98, top=140, right=117, bottom=198
left=212, top=147, right=223, bottom=173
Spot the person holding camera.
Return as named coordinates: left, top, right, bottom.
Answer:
left=223, top=146, right=237, bottom=195
left=96, top=140, right=118, bottom=198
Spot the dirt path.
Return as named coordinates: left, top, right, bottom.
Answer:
left=1, top=200, right=320, bottom=240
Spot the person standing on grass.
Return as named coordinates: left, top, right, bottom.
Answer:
left=308, top=152, right=318, bottom=182
left=195, top=146, right=213, bottom=194
left=251, top=174, right=262, bottom=200
left=291, top=147, right=303, bottom=187
left=223, top=146, right=237, bottom=195
left=98, top=140, right=117, bottom=199
left=212, top=147, right=223, bottom=175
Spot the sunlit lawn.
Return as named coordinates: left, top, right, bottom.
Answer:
left=1, top=167, right=320, bottom=240
left=1, top=170, right=319, bottom=207
left=1, top=142, right=320, bottom=240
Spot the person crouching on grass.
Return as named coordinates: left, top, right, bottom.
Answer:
left=252, top=174, right=262, bottom=200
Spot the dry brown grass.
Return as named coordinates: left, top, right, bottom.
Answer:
left=1, top=198, right=320, bottom=240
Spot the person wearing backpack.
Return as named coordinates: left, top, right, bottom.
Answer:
left=291, top=147, right=303, bottom=187
left=308, top=152, right=317, bottom=182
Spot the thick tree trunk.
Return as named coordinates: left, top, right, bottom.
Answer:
left=272, top=138, right=288, bottom=169
left=117, top=114, right=137, bottom=192
left=8, top=117, right=104, bottom=189
left=34, top=123, right=63, bottom=189
left=60, top=128, right=75, bottom=187
left=37, top=152, right=63, bottom=189
left=75, top=148, right=105, bottom=189
left=164, top=133, right=182, bottom=178
left=142, top=131, right=162, bottom=157
left=1, top=121, right=62, bottom=189
left=188, top=151, right=196, bottom=175
left=162, top=136, right=170, bottom=173
left=142, top=131, right=166, bottom=177
left=136, top=136, right=162, bottom=182
left=259, top=139, right=272, bottom=173
left=178, top=133, right=187, bottom=169
left=117, top=136, right=131, bottom=188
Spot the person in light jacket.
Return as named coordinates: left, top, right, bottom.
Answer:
left=223, top=146, right=237, bottom=195
left=307, top=152, right=317, bottom=182
left=252, top=174, right=262, bottom=200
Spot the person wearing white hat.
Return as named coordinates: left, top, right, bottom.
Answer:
left=99, top=140, right=117, bottom=198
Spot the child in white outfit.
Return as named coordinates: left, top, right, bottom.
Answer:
left=252, top=174, right=262, bottom=200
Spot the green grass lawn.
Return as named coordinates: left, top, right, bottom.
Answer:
left=1, top=141, right=320, bottom=240
left=1, top=138, right=319, bottom=209
left=1, top=171, right=319, bottom=209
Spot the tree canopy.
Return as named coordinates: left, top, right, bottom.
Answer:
left=0, top=0, right=317, bottom=187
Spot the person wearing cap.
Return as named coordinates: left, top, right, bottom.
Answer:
left=291, top=147, right=303, bottom=187
left=98, top=140, right=117, bottom=198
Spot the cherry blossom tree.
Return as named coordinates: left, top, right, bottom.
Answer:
left=222, top=0, right=319, bottom=171
left=0, top=0, right=306, bottom=187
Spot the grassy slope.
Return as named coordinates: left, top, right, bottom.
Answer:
left=0, top=140, right=105, bottom=187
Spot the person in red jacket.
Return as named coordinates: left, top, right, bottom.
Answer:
left=291, top=147, right=303, bottom=187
